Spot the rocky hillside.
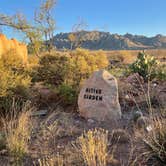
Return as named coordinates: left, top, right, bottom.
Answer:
left=52, top=31, right=166, bottom=50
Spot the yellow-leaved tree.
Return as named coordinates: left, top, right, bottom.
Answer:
left=67, top=49, right=109, bottom=89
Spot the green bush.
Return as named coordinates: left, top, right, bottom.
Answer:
left=156, top=64, right=166, bottom=81
left=129, top=52, right=159, bottom=81
left=109, top=66, right=127, bottom=77
left=35, top=53, right=70, bottom=85
left=58, top=83, right=77, bottom=105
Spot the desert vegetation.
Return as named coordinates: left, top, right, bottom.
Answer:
left=0, top=42, right=165, bottom=165
left=0, top=0, right=165, bottom=166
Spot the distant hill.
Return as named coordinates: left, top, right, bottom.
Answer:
left=52, top=31, right=166, bottom=50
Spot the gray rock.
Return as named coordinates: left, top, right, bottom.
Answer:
left=146, top=125, right=153, bottom=132
left=87, top=119, right=95, bottom=124
left=78, top=70, right=121, bottom=121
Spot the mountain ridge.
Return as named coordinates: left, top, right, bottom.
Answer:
left=52, top=31, right=166, bottom=50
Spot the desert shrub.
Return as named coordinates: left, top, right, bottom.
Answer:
left=0, top=61, right=31, bottom=114
left=141, top=117, right=166, bottom=165
left=109, top=66, right=127, bottom=77
left=57, top=83, right=77, bottom=105
left=0, top=56, right=31, bottom=114
left=0, top=98, right=25, bottom=116
left=27, top=55, right=40, bottom=75
left=68, top=49, right=109, bottom=88
left=156, top=64, right=166, bottom=81
left=129, top=52, right=159, bottom=81
left=76, top=128, right=108, bottom=166
left=35, top=112, right=76, bottom=166
left=119, top=50, right=137, bottom=64
left=38, top=154, right=64, bottom=166
left=63, top=49, right=108, bottom=104
left=1, top=49, right=26, bottom=70
left=109, top=53, right=124, bottom=64
left=2, top=101, right=34, bottom=165
left=35, top=49, right=108, bottom=87
left=34, top=49, right=109, bottom=105
left=35, top=53, right=70, bottom=85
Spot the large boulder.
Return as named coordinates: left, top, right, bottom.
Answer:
left=0, top=34, right=28, bottom=64
left=78, top=70, right=121, bottom=121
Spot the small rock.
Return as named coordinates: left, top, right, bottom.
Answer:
left=107, top=158, right=120, bottom=166
left=146, top=125, right=153, bottom=132
left=57, top=145, right=64, bottom=149
left=125, top=94, right=130, bottom=99
left=0, top=149, right=7, bottom=155
left=75, top=120, right=80, bottom=124
left=153, top=83, right=157, bottom=87
left=87, top=119, right=95, bottom=124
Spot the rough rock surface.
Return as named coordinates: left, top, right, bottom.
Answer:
left=78, top=70, right=121, bottom=121
left=0, top=34, right=28, bottom=64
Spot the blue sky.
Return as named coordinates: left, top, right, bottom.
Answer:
left=0, top=0, right=166, bottom=40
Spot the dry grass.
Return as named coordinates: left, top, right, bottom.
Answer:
left=75, top=128, right=108, bottom=166
left=37, top=153, right=64, bottom=166
left=2, top=101, right=35, bottom=164
left=106, top=49, right=166, bottom=64
left=35, top=110, right=79, bottom=157
left=36, top=120, right=59, bottom=157
left=134, top=116, right=166, bottom=165
left=111, top=129, right=130, bottom=144
left=142, top=117, right=166, bottom=165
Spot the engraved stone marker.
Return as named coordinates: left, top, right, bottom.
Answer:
left=78, top=70, right=121, bottom=121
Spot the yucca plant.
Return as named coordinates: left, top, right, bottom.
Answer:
left=129, top=52, right=159, bottom=81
